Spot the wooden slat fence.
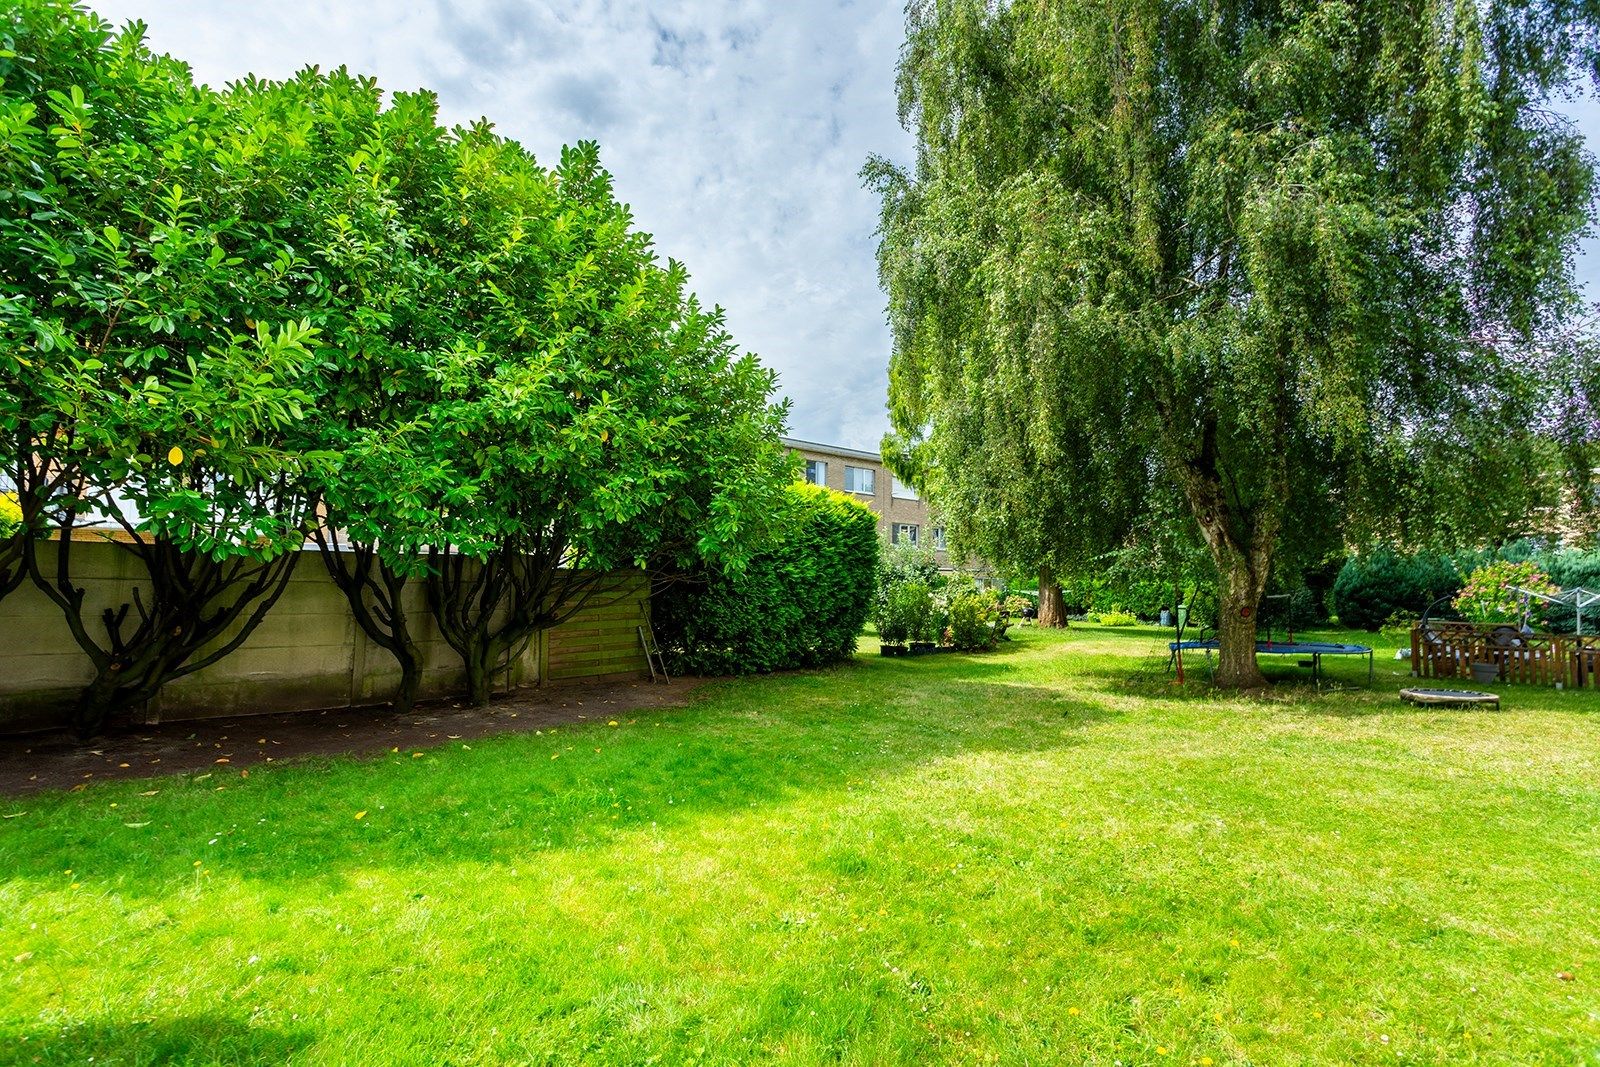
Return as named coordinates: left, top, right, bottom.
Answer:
left=543, top=573, right=650, bottom=685
left=1410, top=622, right=1599, bottom=687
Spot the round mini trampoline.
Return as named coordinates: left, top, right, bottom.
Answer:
left=1399, top=687, right=1500, bottom=709
left=1167, top=639, right=1374, bottom=684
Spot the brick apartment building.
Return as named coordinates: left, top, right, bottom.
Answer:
left=781, top=436, right=953, bottom=571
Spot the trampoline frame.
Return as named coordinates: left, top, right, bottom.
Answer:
left=1167, top=639, right=1375, bottom=685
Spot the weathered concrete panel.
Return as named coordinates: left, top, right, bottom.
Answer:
left=0, top=541, right=649, bottom=732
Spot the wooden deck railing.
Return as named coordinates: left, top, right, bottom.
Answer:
left=1411, top=622, right=1600, bottom=687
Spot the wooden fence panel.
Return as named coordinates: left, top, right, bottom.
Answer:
left=1411, top=622, right=1583, bottom=688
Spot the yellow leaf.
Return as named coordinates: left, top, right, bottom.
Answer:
left=354, top=810, right=366, bottom=820
left=167, top=445, right=184, bottom=465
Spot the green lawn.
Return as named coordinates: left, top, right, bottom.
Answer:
left=4, top=624, right=1600, bottom=1065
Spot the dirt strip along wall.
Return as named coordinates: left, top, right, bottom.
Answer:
left=0, top=537, right=649, bottom=733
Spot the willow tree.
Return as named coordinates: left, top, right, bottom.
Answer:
left=869, top=0, right=1599, bottom=686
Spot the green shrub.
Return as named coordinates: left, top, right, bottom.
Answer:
left=1091, top=608, right=1138, bottom=626
left=1331, top=548, right=1461, bottom=630
left=1537, top=547, right=1600, bottom=633
left=1263, top=585, right=1327, bottom=631
left=1002, top=593, right=1033, bottom=617
left=903, top=581, right=941, bottom=644
left=0, top=493, right=20, bottom=540
left=948, top=588, right=1003, bottom=650
left=654, top=484, right=880, bottom=674
left=876, top=579, right=934, bottom=646
left=874, top=542, right=942, bottom=645
left=1380, top=610, right=1420, bottom=636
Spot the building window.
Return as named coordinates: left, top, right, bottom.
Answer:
left=892, top=523, right=919, bottom=546
left=844, top=465, right=875, bottom=495
left=804, top=459, right=827, bottom=485
left=932, top=526, right=947, bottom=551
left=892, top=476, right=919, bottom=500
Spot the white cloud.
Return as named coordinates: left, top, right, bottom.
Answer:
left=73, top=3, right=1600, bottom=452
left=88, top=0, right=913, bottom=452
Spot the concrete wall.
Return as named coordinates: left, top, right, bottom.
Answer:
left=0, top=537, right=649, bottom=733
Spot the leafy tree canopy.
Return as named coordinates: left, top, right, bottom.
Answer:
left=0, top=1, right=794, bottom=726
left=869, top=0, right=1600, bottom=686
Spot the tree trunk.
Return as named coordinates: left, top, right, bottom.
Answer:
left=1175, top=431, right=1280, bottom=690
left=393, top=655, right=422, bottom=716
left=72, top=672, right=125, bottom=739
left=462, top=642, right=494, bottom=706
left=1037, top=566, right=1068, bottom=628
left=1214, top=562, right=1268, bottom=689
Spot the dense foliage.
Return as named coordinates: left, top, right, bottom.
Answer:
left=872, top=542, right=941, bottom=646
left=1454, top=560, right=1558, bottom=626
left=1332, top=541, right=1600, bottom=632
left=0, top=2, right=793, bottom=731
left=946, top=587, right=1002, bottom=649
left=654, top=485, right=879, bottom=674
left=874, top=547, right=1008, bottom=651
left=869, top=0, right=1600, bottom=686
left=1331, top=548, right=1463, bottom=630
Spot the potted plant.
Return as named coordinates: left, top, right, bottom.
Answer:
left=903, top=580, right=939, bottom=654
left=1470, top=660, right=1501, bottom=684
left=874, top=589, right=910, bottom=656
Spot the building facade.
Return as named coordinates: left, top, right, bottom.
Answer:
left=781, top=436, right=953, bottom=571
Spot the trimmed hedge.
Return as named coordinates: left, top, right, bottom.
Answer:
left=654, top=483, right=880, bottom=674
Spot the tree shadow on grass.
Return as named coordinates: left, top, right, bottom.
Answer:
left=3, top=1013, right=314, bottom=1066
left=0, top=670, right=1122, bottom=896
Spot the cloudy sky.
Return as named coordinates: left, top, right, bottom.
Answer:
left=90, top=1, right=1600, bottom=452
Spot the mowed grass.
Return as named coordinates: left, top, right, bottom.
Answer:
left=3, top=625, right=1600, bottom=1065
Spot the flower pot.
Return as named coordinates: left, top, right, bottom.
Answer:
left=1470, top=661, right=1500, bottom=684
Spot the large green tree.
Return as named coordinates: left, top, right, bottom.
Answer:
left=2, top=3, right=793, bottom=731
left=869, top=0, right=1600, bottom=686
left=1, top=3, right=328, bottom=733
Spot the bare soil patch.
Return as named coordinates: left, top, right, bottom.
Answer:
left=0, top=678, right=712, bottom=796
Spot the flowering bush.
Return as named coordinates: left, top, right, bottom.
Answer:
left=1003, top=594, right=1033, bottom=617
left=1452, top=560, right=1557, bottom=625
left=948, top=588, right=1003, bottom=650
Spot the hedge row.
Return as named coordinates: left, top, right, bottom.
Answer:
left=653, top=485, right=880, bottom=674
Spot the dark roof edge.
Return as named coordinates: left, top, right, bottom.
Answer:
left=781, top=436, right=884, bottom=463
